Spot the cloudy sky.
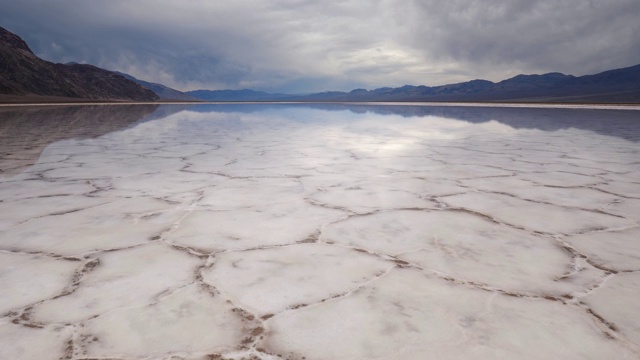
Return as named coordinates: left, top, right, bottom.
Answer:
left=2, top=0, right=639, bottom=93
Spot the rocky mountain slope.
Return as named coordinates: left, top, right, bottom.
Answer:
left=0, top=27, right=158, bottom=101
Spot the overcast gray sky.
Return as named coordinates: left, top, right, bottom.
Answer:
left=2, top=0, right=639, bottom=93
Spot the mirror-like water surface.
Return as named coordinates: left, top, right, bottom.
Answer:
left=1, top=104, right=639, bottom=359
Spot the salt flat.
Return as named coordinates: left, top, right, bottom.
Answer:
left=0, top=104, right=639, bottom=359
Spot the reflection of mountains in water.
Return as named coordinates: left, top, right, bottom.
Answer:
left=0, top=104, right=159, bottom=176
left=187, top=103, right=640, bottom=142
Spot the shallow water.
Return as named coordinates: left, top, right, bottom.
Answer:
left=1, top=103, right=639, bottom=359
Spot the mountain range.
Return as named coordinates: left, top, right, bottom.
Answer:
left=184, top=65, right=640, bottom=103
left=179, top=65, right=640, bottom=103
left=304, top=65, right=640, bottom=103
left=1, top=26, right=639, bottom=103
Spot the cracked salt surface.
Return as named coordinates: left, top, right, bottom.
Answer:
left=1, top=103, right=639, bottom=359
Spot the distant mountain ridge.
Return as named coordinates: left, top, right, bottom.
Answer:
left=185, top=89, right=289, bottom=101
left=186, top=64, right=640, bottom=103
left=0, top=27, right=158, bottom=101
left=291, top=64, right=640, bottom=103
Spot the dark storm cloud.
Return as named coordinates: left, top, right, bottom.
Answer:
left=1, top=0, right=638, bottom=92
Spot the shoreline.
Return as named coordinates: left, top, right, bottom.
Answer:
left=1, top=100, right=640, bottom=111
